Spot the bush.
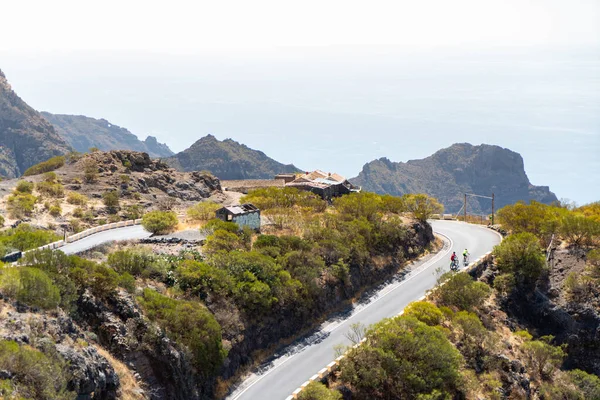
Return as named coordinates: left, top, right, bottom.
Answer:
left=102, top=191, right=120, bottom=213
left=568, top=369, right=600, bottom=399
left=138, top=289, right=226, bottom=376
left=7, top=193, right=37, bottom=219
left=297, top=382, right=342, bottom=400
left=522, top=335, right=566, bottom=380
left=560, top=213, right=600, bottom=247
left=0, top=215, right=4, bottom=227
left=48, top=204, right=62, bottom=217
left=493, top=232, right=546, bottom=284
left=42, top=171, right=58, bottom=182
left=142, top=211, right=178, bottom=234
left=403, top=301, right=443, bottom=326
left=123, top=205, right=144, bottom=220
left=82, top=159, right=98, bottom=183
left=403, top=193, right=444, bottom=221
left=436, top=273, right=491, bottom=311
left=187, top=201, right=221, bottom=222
left=36, top=181, right=64, bottom=198
left=15, top=180, right=34, bottom=194
left=108, top=247, right=168, bottom=279
left=0, top=340, right=72, bottom=399
left=0, top=224, right=60, bottom=252
left=0, top=267, right=61, bottom=309
left=66, top=192, right=88, bottom=206
left=339, top=316, right=462, bottom=399
left=72, top=207, right=84, bottom=218
left=23, top=156, right=65, bottom=176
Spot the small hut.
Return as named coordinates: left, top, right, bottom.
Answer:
left=215, top=203, right=261, bottom=231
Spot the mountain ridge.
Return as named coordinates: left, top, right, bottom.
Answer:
left=166, top=134, right=301, bottom=179
left=0, top=69, right=72, bottom=178
left=351, top=143, right=558, bottom=214
left=41, top=112, right=173, bottom=158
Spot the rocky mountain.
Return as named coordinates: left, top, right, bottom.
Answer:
left=167, top=134, right=301, bottom=179
left=0, top=69, right=72, bottom=178
left=42, top=112, right=173, bottom=158
left=351, top=143, right=558, bottom=214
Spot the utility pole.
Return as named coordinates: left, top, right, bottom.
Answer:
left=464, top=193, right=467, bottom=222
left=491, top=193, right=495, bottom=225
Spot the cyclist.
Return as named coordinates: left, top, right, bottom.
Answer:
left=463, top=249, right=470, bottom=264
left=450, top=252, right=458, bottom=270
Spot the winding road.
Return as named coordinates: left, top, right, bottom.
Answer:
left=227, top=220, right=502, bottom=400
left=60, top=225, right=152, bottom=255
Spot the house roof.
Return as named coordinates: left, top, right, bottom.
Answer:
left=220, top=203, right=259, bottom=215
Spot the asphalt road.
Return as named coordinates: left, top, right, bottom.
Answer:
left=227, top=220, right=502, bottom=400
left=60, top=225, right=152, bottom=255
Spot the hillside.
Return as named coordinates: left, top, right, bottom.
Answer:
left=167, top=134, right=301, bottom=179
left=42, top=112, right=173, bottom=158
left=0, top=69, right=72, bottom=178
left=351, top=143, right=558, bottom=214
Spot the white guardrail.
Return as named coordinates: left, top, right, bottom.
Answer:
left=21, top=219, right=143, bottom=257
left=286, top=228, right=502, bottom=400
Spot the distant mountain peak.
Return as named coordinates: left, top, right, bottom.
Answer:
left=351, top=143, right=557, bottom=214
left=167, top=135, right=301, bottom=180
left=42, top=113, right=174, bottom=158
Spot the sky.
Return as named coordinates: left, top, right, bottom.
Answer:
left=1, top=1, right=599, bottom=204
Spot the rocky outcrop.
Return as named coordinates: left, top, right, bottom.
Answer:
left=66, top=150, right=222, bottom=203
left=0, top=303, right=120, bottom=399
left=167, top=134, right=301, bottom=179
left=76, top=290, right=203, bottom=400
left=351, top=143, right=558, bottom=214
left=42, top=112, right=173, bottom=158
left=0, top=69, right=72, bottom=178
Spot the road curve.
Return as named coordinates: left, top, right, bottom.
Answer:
left=227, top=220, right=502, bottom=400
left=60, top=225, right=152, bottom=255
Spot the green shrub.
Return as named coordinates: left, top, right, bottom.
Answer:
left=15, top=180, right=34, bottom=194
left=297, top=382, right=342, bottom=400
left=108, top=247, right=168, bottom=278
left=436, top=273, right=491, bottom=311
left=522, top=335, right=566, bottom=380
left=0, top=267, right=60, bottom=309
left=6, top=193, right=37, bottom=219
left=82, top=159, right=98, bottom=183
left=72, top=207, right=84, bottom=218
left=23, top=156, right=65, bottom=176
left=403, top=301, right=443, bottom=326
left=403, top=193, right=444, bottom=221
left=138, top=289, right=226, bottom=376
left=0, top=215, right=4, bottom=227
left=0, top=224, right=60, bottom=252
left=42, top=171, right=58, bottom=182
left=493, top=232, right=546, bottom=284
left=187, top=202, right=221, bottom=222
left=568, top=369, right=600, bottom=399
left=66, top=192, right=88, bottom=205
left=142, top=211, right=178, bottom=234
left=36, top=181, right=64, bottom=198
left=339, top=316, right=461, bottom=399
left=0, top=340, right=72, bottom=399
left=48, top=205, right=62, bottom=217
left=102, top=191, right=120, bottom=213
left=123, top=205, right=144, bottom=220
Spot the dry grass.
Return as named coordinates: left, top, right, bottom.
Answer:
left=95, top=346, right=147, bottom=400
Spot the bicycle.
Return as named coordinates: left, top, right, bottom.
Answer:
left=463, top=254, right=469, bottom=266
left=450, top=259, right=459, bottom=272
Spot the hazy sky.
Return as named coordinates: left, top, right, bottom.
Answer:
left=1, top=1, right=599, bottom=205
left=2, top=0, right=599, bottom=51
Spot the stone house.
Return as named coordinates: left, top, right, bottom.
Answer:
left=215, top=203, right=261, bottom=231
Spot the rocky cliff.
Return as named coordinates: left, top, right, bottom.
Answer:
left=42, top=112, right=173, bottom=158
left=167, top=134, right=300, bottom=179
left=351, top=143, right=558, bottom=214
left=0, top=69, right=72, bottom=178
